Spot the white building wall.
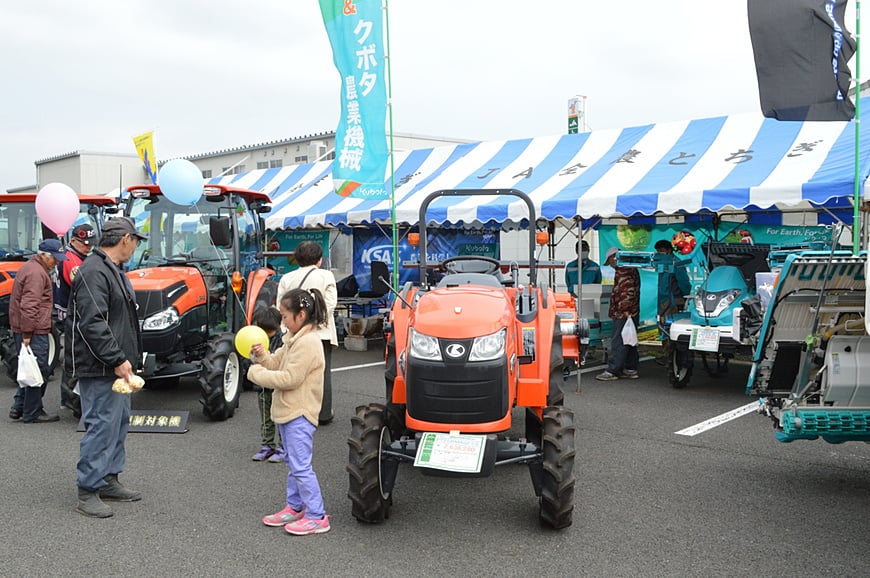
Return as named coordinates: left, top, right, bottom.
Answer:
left=35, top=152, right=145, bottom=196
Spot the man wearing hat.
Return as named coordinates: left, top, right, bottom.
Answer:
left=69, top=216, right=147, bottom=517
left=8, top=239, right=67, bottom=423
left=54, top=223, right=96, bottom=417
left=596, top=246, right=641, bottom=381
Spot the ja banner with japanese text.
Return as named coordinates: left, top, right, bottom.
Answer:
left=319, top=0, right=389, bottom=199
left=132, top=131, right=158, bottom=184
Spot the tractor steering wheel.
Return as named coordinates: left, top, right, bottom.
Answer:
left=440, top=255, right=501, bottom=275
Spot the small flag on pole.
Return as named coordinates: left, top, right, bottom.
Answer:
left=748, top=0, right=855, bottom=121
left=132, top=131, right=158, bottom=184
left=319, top=0, right=389, bottom=199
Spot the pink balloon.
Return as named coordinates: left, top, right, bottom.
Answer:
left=36, top=183, right=80, bottom=236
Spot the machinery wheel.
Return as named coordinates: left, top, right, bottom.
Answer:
left=347, top=403, right=393, bottom=523
left=668, top=347, right=692, bottom=389
left=384, top=336, right=406, bottom=438
left=548, top=323, right=565, bottom=406
left=47, top=327, right=60, bottom=374
left=199, top=333, right=242, bottom=421
left=539, top=406, right=576, bottom=530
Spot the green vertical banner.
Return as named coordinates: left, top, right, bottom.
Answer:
left=319, top=0, right=389, bottom=199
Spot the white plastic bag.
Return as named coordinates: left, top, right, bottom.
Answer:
left=621, top=317, right=638, bottom=347
left=17, top=343, right=43, bottom=388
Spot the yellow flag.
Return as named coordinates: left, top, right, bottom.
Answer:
left=132, top=131, right=158, bottom=184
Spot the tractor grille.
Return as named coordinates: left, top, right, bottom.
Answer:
left=406, top=358, right=508, bottom=424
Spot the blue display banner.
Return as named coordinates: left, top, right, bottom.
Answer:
left=353, top=228, right=499, bottom=290
left=319, top=0, right=389, bottom=199
left=265, top=230, right=330, bottom=277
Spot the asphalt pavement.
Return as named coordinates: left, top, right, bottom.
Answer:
left=1, top=345, right=868, bottom=577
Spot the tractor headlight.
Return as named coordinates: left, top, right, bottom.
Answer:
left=142, top=307, right=179, bottom=331
left=409, top=328, right=442, bottom=361
left=695, top=289, right=742, bottom=318
left=469, top=328, right=506, bottom=361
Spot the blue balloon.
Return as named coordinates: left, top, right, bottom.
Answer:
left=158, top=159, right=203, bottom=205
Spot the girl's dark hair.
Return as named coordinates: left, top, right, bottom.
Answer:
left=293, top=241, right=323, bottom=267
left=251, top=306, right=281, bottom=333
left=279, top=287, right=327, bottom=328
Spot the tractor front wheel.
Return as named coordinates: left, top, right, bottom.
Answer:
left=347, top=403, right=393, bottom=523
left=199, top=333, right=242, bottom=421
left=539, top=406, right=576, bottom=530
left=668, top=346, right=692, bottom=389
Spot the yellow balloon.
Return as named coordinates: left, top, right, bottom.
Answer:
left=234, top=325, right=269, bottom=359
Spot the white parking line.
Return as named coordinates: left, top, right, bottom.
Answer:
left=332, top=361, right=383, bottom=373
left=675, top=401, right=761, bottom=436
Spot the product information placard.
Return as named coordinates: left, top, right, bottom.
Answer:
left=414, top=432, right=486, bottom=473
left=690, top=327, right=721, bottom=352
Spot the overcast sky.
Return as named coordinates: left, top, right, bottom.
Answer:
left=1, top=0, right=864, bottom=191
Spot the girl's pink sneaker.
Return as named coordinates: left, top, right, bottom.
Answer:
left=262, top=505, right=304, bottom=527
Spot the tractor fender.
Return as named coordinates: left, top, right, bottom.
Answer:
left=244, top=268, right=277, bottom=323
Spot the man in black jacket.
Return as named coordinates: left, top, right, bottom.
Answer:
left=69, top=217, right=146, bottom=518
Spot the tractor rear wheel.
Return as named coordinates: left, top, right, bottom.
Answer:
left=199, top=333, right=242, bottom=421
left=539, top=406, right=576, bottom=529
left=3, top=326, right=61, bottom=380
left=347, top=403, right=393, bottom=523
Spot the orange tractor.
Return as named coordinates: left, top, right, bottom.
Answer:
left=348, top=189, right=579, bottom=529
left=119, top=184, right=277, bottom=420
left=0, top=192, right=117, bottom=380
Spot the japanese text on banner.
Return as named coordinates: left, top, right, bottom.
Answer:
left=319, top=0, right=389, bottom=199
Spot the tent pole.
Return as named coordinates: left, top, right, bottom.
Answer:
left=384, top=0, right=399, bottom=288
left=854, top=0, right=862, bottom=254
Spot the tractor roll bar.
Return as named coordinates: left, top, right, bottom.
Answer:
left=417, top=189, right=538, bottom=286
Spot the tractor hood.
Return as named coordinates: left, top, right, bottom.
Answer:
left=127, top=266, right=207, bottom=319
left=127, top=266, right=205, bottom=291
left=412, top=286, right=511, bottom=339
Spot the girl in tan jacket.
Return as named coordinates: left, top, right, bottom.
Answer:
left=248, top=287, right=330, bottom=536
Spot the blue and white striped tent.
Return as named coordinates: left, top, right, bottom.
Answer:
left=209, top=102, right=870, bottom=230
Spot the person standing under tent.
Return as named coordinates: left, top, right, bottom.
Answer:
left=596, top=246, right=641, bottom=381
left=565, top=239, right=602, bottom=298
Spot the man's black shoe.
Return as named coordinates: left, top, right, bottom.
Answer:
left=22, top=413, right=59, bottom=423
left=8, top=408, right=21, bottom=420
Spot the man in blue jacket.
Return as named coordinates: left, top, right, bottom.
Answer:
left=69, top=217, right=147, bottom=518
left=565, top=239, right=602, bottom=298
